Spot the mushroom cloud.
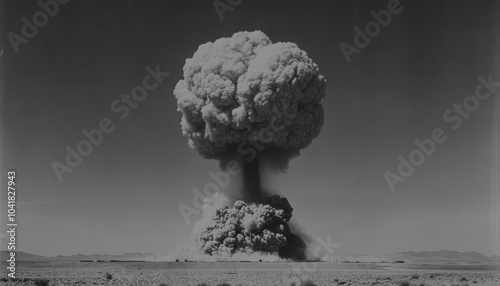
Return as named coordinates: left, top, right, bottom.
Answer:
left=174, top=31, right=326, bottom=260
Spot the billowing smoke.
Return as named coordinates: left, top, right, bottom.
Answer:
left=174, top=31, right=325, bottom=261
left=198, top=196, right=291, bottom=255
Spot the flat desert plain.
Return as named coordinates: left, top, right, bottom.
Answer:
left=1, top=261, right=499, bottom=286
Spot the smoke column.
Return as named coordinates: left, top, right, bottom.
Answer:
left=242, top=154, right=261, bottom=202
left=174, top=31, right=326, bottom=260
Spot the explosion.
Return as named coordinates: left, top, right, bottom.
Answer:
left=200, top=196, right=292, bottom=255
left=174, top=31, right=325, bottom=260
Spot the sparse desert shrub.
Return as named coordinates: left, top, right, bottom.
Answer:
left=105, top=272, right=113, bottom=280
left=301, top=280, right=317, bottom=286
left=419, top=283, right=425, bottom=286
left=338, top=281, right=346, bottom=285
left=196, top=284, right=209, bottom=286
left=0, top=277, right=8, bottom=282
left=411, top=274, right=420, bottom=280
left=217, top=283, right=231, bottom=286
left=334, top=278, right=339, bottom=282
left=399, top=281, right=410, bottom=286
left=460, top=277, right=468, bottom=282
left=33, top=278, right=50, bottom=286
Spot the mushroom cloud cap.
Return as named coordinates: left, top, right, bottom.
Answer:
left=174, top=30, right=326, bottom=161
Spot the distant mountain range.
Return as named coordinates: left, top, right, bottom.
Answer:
left=330, top=250, right=499, bottom=264
left=0, top=251, right=159, bottom=262
left=386, top=250, right=499, bottom=264
left=1, top=250, right=499, bottom=264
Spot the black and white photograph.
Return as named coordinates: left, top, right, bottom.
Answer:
left=1, top=0, right=499, bottom=285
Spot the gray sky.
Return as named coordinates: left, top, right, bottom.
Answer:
left=0, top=0, right=499, bottom=257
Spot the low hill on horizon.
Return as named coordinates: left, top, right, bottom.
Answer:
left=0, top=251, right=159, bottom=262
left=386, top=250, right=497, bottom=264
left=330, top=250, right=499, bottom=264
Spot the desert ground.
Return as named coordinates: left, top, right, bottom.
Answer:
left=1, top=261, right=499, bottom=286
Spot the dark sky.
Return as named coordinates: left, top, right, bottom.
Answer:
left=0, top=0, right=498, bottom=257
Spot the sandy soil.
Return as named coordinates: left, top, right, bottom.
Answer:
left=1, top=262, right=498, bottom=286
